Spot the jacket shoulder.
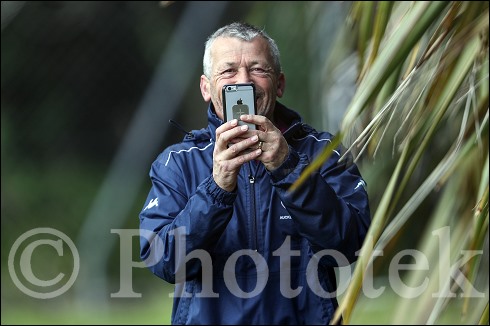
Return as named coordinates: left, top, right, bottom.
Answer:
left=153, top=128, right=213, bottom=169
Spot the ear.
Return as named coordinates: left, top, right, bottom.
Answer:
left=276, top=73, right=286, bottom=98
left=200, top=75, right=211, bottom=102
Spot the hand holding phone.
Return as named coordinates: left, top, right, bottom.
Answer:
left=222, top=83, right=257, bottom=130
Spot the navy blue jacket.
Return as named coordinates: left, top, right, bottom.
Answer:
left=140, top=102, right=371, bottom=324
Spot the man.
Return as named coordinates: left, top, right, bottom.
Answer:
left=140, top=22, right=371, bottom=325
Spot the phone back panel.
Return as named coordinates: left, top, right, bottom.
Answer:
left=222, top=83, right=256, bottom=130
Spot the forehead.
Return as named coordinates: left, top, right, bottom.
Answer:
left=210, top=36, right=272, bottom=66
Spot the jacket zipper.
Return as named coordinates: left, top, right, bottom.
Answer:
left=248, top=172, right=258, bottom=251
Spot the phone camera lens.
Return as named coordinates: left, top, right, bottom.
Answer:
left=227, top=86, right=231, bottom=91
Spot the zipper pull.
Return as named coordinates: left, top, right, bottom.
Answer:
left=249, top=174, right=255, bottom=184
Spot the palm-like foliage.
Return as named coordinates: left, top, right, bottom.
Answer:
left=293, top=1, right=489, bottom=324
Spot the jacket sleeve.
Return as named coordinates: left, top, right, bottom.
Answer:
left=270, top=145, right=371, bottom=266
left=139, top=157, right=236, bottom=283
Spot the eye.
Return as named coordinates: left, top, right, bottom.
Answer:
left=250, top=67, right=270, bottom=76
left=220, top=69, right=236, bottom=77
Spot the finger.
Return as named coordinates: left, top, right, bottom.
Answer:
left=216, top=122, right=250, bottom=150
left=239, top=114, right=270, bottom=128
left=216, top=118, right=239, bottom=134
left=229, top=147, right=262, bottom=165
left=215, top=119, right=238, bottom=148
left=227, top=134, right=260, bottom=156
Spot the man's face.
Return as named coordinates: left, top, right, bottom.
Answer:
left=200, top=36, right=285, bottom=122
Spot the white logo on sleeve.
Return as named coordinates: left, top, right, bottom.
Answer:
left=144, top=198, right=159, bottom=211
left=355, top=179, right=367, bottom=190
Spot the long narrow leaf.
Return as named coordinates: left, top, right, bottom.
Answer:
left=342, top=1, right=450, bottom=130
left=288, top=133, right=343, bottom=192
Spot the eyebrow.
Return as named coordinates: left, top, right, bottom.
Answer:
left=218, top=60, right=270, bottom=70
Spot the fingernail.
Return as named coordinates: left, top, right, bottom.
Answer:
left=241, top=125, right=248, bottom=131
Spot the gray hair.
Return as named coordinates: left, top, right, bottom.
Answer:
left=203, top=22, right=282, bottom=79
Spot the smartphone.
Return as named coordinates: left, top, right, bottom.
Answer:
left=222, top=83, right=257, bottom=130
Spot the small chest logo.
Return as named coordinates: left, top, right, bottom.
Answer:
left=279, top=201, right=291, bottom=220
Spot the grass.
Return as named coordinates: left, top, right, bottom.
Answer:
left=2, top=277, right=485, bottom=324
left=1, top=292, right=173, bottom=325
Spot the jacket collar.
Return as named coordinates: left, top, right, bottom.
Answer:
left=206, top=103, right=222, bottom=142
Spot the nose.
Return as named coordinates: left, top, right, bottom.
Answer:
left=236, top=68, right=252, bottom=84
